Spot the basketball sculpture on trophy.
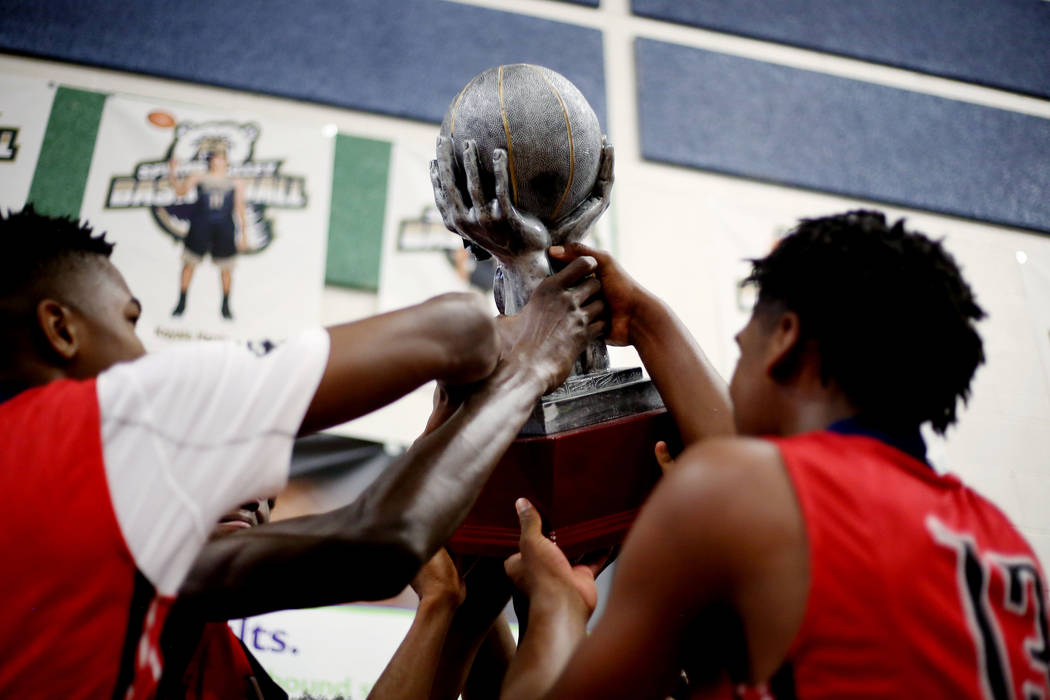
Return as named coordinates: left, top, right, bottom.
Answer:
left=430, top=64, right=676, bottom=557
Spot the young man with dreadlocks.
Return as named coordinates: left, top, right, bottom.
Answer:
left=496, top=211, right=1049, bottom=699
left=0, top=205, right=605, bottom=698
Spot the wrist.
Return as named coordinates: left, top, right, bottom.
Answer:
left=626, top=289, right=667, bottom=348
left=417, top=590, right=464, bottom=616
left=480, top=358, right=547, bottom=400
left=528, top=583, right=592, bottom=623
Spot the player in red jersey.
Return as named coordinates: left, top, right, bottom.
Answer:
left=497, top=211, right=1049, bottom=699
left=0, top=205, right=604, bottom=699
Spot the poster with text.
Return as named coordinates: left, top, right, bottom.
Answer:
left=79, top=93, right=332, bottom=349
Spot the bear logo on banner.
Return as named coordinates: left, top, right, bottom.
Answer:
left=105, top=119, right=308, bottom=255
left=106, top=118, right=311, bottom=320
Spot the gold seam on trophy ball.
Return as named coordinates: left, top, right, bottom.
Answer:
left=449, top=74, right=479, bottom=137
left=498, top=65, right=520, bottom=205
left=529, top=65, right=574, bottom=220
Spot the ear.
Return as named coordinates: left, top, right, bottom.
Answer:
left=36, top=299, right=79, bottom=363
left=765, top=310, right=803, bottom=382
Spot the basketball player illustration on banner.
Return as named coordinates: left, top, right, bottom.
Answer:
left=168, top=143, right=246, bottom=319
left=107, top=117, right=309, bottom=326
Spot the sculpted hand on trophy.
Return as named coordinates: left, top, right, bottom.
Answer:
left=430, top=135, right=614, bottom=316
left=429, top=64, right=614, bottom=319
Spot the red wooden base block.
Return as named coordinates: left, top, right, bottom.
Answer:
left=449, top=409, right=676, bottom=559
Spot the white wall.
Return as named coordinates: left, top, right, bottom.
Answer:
left=3, top=0, right=1048, bottom=574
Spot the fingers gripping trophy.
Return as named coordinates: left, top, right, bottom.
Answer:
left=431, top=65, right=674, bottom=557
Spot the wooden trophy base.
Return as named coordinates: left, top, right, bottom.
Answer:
left=449, top=406, right=676, bottom=559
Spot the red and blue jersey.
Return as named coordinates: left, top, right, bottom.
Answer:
left=746, top=427, right=1050, bottom=699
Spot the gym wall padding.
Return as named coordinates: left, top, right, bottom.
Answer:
left=635, top=39, right=1050, bottom=235
left=0, top=0, right=607, bottom=128
left=631, top=0, right=1050, bottom=100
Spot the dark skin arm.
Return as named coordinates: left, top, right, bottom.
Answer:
left=500, top=498, right=602, bottom=700
left=353, top=376, right=519, bottom=700
left=426, top=556, right=518, bottom=700
left=368, top=549, right=466, bottom=700
left=500, top=439, right=808, bottom=700
left=367, top=553, right=517, bottom=700
left=550, top=243, right=734, bottom=446
left=179, top=258, right=606, bottom=619
left=300, top=291, right=500, bottom=435
left=462, top=615, right=517, bottom=699
left=368, top=385, right=510, bottom=700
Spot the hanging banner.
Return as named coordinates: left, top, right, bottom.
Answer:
left=78, top=93, right=332, bottom=348
left=337, top=141, right=494, bottom=444
left=0, top=74, right=56, bottom=212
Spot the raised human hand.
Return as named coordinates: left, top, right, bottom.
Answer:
left=501, top=255, right=605, bottom=394
left=411, top=548, right=466, bottom=609
left=655, top=441, right=677, bottom=473
left=503, top=498, right=598, bottom=616
left=549, top=241, right=649, bottom=347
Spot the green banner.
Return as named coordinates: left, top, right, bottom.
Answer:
left=28, top=87, right=107, bottom=218
left=326, top=134, right=392, bottom=290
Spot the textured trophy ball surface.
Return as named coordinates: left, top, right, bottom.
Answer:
left=440, top=64, right=602, bottom=224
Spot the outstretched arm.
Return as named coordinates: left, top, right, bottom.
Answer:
left=179, top=258, right=605, bottom=618
left=500, top=498, right=600, bottom=700
left=168, top=158, right=197, bottom=197
left=462, top=615, right=517, bottom=699
left=426, top=557, right=518, bottom=700
left=367, top=553, right=517, bottom=700
left=299, top=292, right=498, bottom=435
left=368, top=549, right=466, bottom=700
left=551, top=243, right=733, bottom=445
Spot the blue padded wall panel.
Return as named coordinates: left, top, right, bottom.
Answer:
left=636, top=39, right=1050, bottom=235
left=0, top=0, right=606, bottom=128
left=632, top=0, right=1050, bottom=100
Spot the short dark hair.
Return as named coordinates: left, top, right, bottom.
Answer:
left=744, top=210, right=985, bottom=434
left=0, top=205, right=114, bottom=365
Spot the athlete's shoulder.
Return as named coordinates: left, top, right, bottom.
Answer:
left=673, top=435, right=784, bottom=484
left=648, top=436, right=802, bottom=553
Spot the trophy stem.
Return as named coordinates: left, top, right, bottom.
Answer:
left=573, top=338, right=610, bottom=376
